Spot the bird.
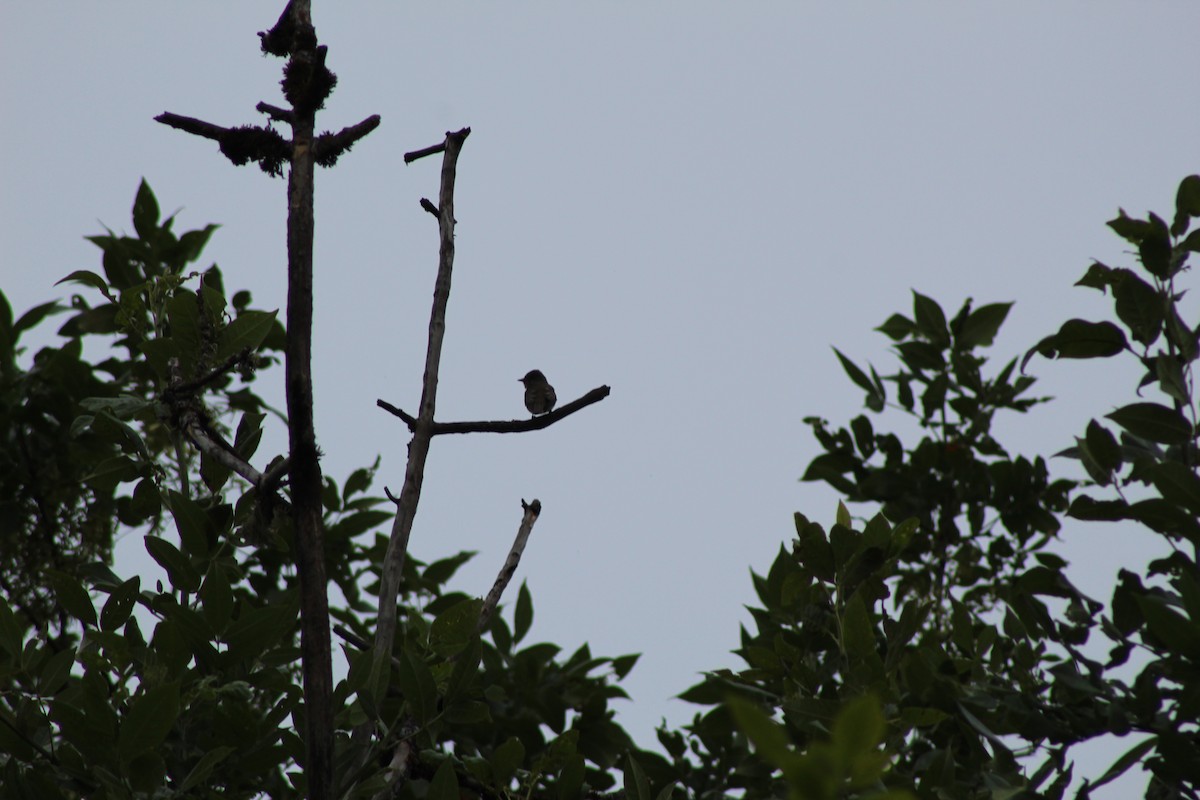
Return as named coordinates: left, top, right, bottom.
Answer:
left=519, top=369, right=557, bottom=416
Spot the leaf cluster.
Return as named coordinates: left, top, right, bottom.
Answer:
left=0, top=184, right=641, bottom=799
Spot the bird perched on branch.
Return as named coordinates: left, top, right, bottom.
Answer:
left=519, top=369, right=556, bottom=416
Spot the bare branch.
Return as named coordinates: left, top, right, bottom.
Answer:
left=376, top=384, right=611, bottom=435
left=163, top=348, right=252, bottom=398
left=257, top=102, right=296, bottom=124
left=432, top=385, right=611, bottom=434
left=478, top=499, right=542, bottom=633
left=419, top=198, right=439, bottom=217
left=404, top=134, right=459, bottom=164
left=155, top=113, right=291, bottom=176
left=179, top=412, right=264, bottom=485
left=376, top=399, right=417, bottom=429
left=315, top=115, right=382, bottom=166
left=371, top=127, right=470, bottom=690
left=154, top=112, right=230, bottom=141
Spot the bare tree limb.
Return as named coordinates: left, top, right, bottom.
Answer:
left=370, top=127, right=470, bottom=694
left=376, top=399, right=416, bottom=428
left=315, top=114, right=382, bottom=166
left=179, top=413, right=264, bottom=485
left=376, top=384, right=611, bottom=435
left=154, top=112, right=230, bottom=142
left=403, top=139, right=450, bottom=164
left=257, top=102, right=296, bottom=124
left=163, top=348, right=253, bottom=398
left=155, top=112, right=292, bottom=177
left=478, top=499, right=542, bottom=633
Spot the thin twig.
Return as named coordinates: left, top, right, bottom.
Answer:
left=154, top=112, right=229, bottom=142
left=404, top=137, right=457, bottom=164
left=376, top=399, right=417, bottom=428
left=257, top=102, right=296, bottom=124
left=165, top=348, right=252, bottom=398
left=478, top=500, right=542, bottom=632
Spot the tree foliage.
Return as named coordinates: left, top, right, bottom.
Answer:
left=0, top=184, right=636, bottom=799
left=633, top=175, right=1200, bottom=800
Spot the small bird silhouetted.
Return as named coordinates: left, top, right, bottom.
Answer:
left=519, top=370, right=557, bottom=416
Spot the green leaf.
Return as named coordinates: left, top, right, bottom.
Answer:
left=1134, top=595, right=1200, bottom=659
left=180, top=746, right=237, bottom=792
left=513, top=582, right=534, bottom=645
left=132, top=179, right=161, bottom=239
left=1174, top=175, right=1200, bottom=235
left=1029, top=319, right=1128, bottom=363
left=623, top=753, right=652, bottom=800
left=430, top=598, right=483, bottom=658
left=1076, top=261, right=1116, bottom=291
left=875, top=313, right=913, bottom=341
left=1085, top=420, right=1121, bottom=474
left=225, top=601, right=296, bottom=663
left=428, top=759, right=460, bottom=800
left=165, top=291, right=203, bottom=375
left=83, top=455, right=140, bottom=491
left=612, top=652, right=640, bottom=679
left=343, top=463, right=375, bottom=500
left=47, top=570, right=98, bottom=628
left=55, top=269, right=117, bottom=303
left=144, top=536, right=202, bottom=593
left=38, top=647, right=76, bottom=695
left=833, top=348, right=875, bottom=395
left=118, top=682, right=180, bottom=765
left=832, top=694, right=885, bottom=756
left=1106, top=402, right=1191, bottom=444
left=491, top=736, right=526, bottom=788
left=1156, top=354, right=1189, bottom=404
left=101, top=577, right=141, bottom=631
left=1088, top=736, right=1158, bottom=792
left=912, top=291, right=949, bottom=345
left=1149, top=463, right=1200, bottom=515
left=1138, top=213, right=1172, bottom=279
left=795, top=514, right=835, bottom=582
left=168, top=490, right=210, bottom=557
left=957, top=302, right=1012, bottom=348
left=217, top=309, right=278, bottom=361
left=842, top=592, right=880, bottom=674
left=1108, top=209, right=1151, bottom=244
left=172, top=224, right=220, bottom=267
left=557, top=755, right=586, bottom=800
left=0, top=597, right=24, bottom=658
left=330, top=510, right=391, bottom=540
left=396, top=649, right=438, bottom=725
left=1112, top=270, right=1163, bottom=345
left=199, top=568, right=234, bottom=633
left=728, top=696, right=795, bottom=770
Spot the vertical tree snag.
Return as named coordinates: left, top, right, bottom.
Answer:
left=370, top=128, right=471, bottom=693
left=284, top=36, right=335, bottom=800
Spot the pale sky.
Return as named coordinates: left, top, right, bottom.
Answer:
left=5, top=4, right=1200, bottom=796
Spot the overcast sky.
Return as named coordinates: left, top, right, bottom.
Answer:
left=5, top=4, right=1200, bottom=796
